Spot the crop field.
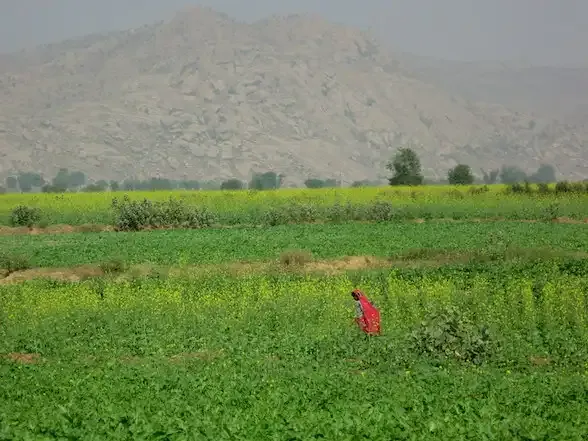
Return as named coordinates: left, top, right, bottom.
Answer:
left=2, top=262, right=588, bottom=439
left=1, top=185, right=588, bottom=227
left=0, top=221, right=587, bottom=269
left=1, top=187, right=588, bottom=439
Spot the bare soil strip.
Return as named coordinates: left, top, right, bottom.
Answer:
left=0, top=217, right=586, bottom=236
left=1, top=249, right=586, bottom=285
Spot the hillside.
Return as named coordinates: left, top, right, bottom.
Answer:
left=1, top=6, right=587, bottom=185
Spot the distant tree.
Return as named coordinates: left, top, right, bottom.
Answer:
left=68, top=171, right=86, bottom=188
left=529, top=164, right=556, bottom=183
left=221, top=178, right=244, bottom=190
left=304, top=178, right=326, bottom=189
left=147, top=177, right=173, bottom=190
left=499, top=165, right=527, bottom=184
left=5, top=176, right=17, bottom=190
left=95, top=180, right=108, bottom=190
left=387, top=147, right=423, bottom=186
left=0, top=185, right=5, bottom=194
left=481, top=168, right=499, bottom=185
left=249, top=172, right=283, bottom=190
left=17, top=172, right=44, bottom=192
left=109, top=180, right=120, bottom=191
left=52, top=168, right=71, bottom=191
left=448, top=164, right=474, bottom=185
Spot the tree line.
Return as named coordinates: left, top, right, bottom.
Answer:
left=0, top=150, right=564, bottom=194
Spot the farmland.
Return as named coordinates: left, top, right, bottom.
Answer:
left=1, top=184, right=588, bottom=228
left=1, top=186, right=588, bottom=439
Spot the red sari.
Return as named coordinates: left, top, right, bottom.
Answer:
left=352, top=289, right=381, bottom=335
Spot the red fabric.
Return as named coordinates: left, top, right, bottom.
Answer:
left=353, top=289, right=381, bottom=335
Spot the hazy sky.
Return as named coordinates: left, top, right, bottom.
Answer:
left=2, top=0, right=587, bottom=66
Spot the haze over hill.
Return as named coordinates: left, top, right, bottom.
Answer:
left=1, top=6, right=587, bottom=185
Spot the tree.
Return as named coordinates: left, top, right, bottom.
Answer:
left=249, top=172, right=283, bottom=190
left=529, top=164, right=556, bottom=183
left=221, top=179, right=244, bottom=190
left=304, top=179, right=325, bottom=189
left=481, top=168, right=499, bottom=185
left=387, top=147, right=423, bottom=186
left=499, top=165, right=527, bottom=184
left=5, top=176, right=17, bottom=190
left=109, top=180, right=120, bottom=191
left=448, top=164, right=474, bottom=185
left=17, top=172, right=44, bottom=192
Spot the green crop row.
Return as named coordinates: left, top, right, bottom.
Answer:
left=1, top=260, right=588, bottom=439
left=1, top=221, right=587, bottom=269
left=2, top=187, right=588, bottom=227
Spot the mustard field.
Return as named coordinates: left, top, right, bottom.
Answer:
left=1, top=184, right=587, bottom=226
left=1, top=185, right=588, bottom=439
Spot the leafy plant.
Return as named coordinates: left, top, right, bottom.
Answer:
left=9, top=205, right=41, bottom=227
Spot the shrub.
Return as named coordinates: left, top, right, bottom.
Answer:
left=409, top=305, right=492, bottom=365
left=0, top=253, right=31, bottom=275
left=555, top=181, right=570, bottom=194
left=364, top=201, right=395, bottom=222
left=99, top=258, right=128, bottom=275
left=111, top=196, right=215, bottom=231
left=9, top=205, right=41, bottom=227
left=279, top=249, right=313, bottom=266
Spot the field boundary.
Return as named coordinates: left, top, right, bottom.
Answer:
left=2, top=248, right=587, bottom=285
left=1, top=216, right=586, bottom=236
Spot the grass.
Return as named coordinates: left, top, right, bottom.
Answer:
left=0, top=185, right=587, bottom=226
left=0, top=221, right=587, bottom=268
left=1, top=262, right=588, bottom=439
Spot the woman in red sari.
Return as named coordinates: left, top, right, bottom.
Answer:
left=351, top=289, right=381, bottom=335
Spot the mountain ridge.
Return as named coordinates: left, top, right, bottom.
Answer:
left=1, top=6, right=587, bottom=185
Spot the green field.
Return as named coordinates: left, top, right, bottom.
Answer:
left=1, top=221, right=587, bottom=269
left=2, top=187, right=588, bottom=439
left=1, top=186, right=588, bottom=227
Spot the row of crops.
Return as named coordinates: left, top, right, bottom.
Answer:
left=1, top=185, right=588, bottom=227
left=1, top=221, right=587, bottom=269
left=2, top=260, right=588, bottom=439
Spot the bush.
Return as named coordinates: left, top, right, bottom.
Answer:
left=111, top=196, right=215, bottom=231
left=364, top=201, right=395, bottom=222
left=0, top=253, right=31, bottom=275
left=9, top=205, right=41, bottom=227
left=99, top=258, right=128, bottom=275
left=409, top=305, right=492, bottom=365
left=279, top=249, right=313, bottom=266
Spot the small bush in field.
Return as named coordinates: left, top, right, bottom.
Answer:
left=9, top=205, right=41, bottom=228
left=279, top=249, right=313, bottom=266
left=0, top=253, right=31, bottom=275
left=99, top=258, right=128, bottom=275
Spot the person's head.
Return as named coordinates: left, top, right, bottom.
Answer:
left=351, top=290, right=361, bottom=301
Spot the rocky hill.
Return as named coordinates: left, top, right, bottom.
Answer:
left=1, top=6, right=587, bottom=185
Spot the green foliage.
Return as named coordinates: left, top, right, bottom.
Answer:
left=9, top=205, right=41, bottom=227
left=249, top=171, right=284, bottom=190
left=529, top=163, right=557, bottom=183
left=2, top=262, right=588, bottom=438
left=499, top=165, right=527, bottom=184
left=448, top=164, right=474, bottom=185
left=0, top=252, right=30, bottom=275
left=410, top=305, right=492, bottom=364
left=111, top=195, right=215, bottom=231
left=220, top=178, right=244, bottom=190
left=387, top=147, right=424, bottom=186
left=5, top=176, right=17, bottom=190
left=99, top=258, right=128, bottom=275
left=304, top=178, right=339, bottom=188
left=17, top=172, right=44, bottom=192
